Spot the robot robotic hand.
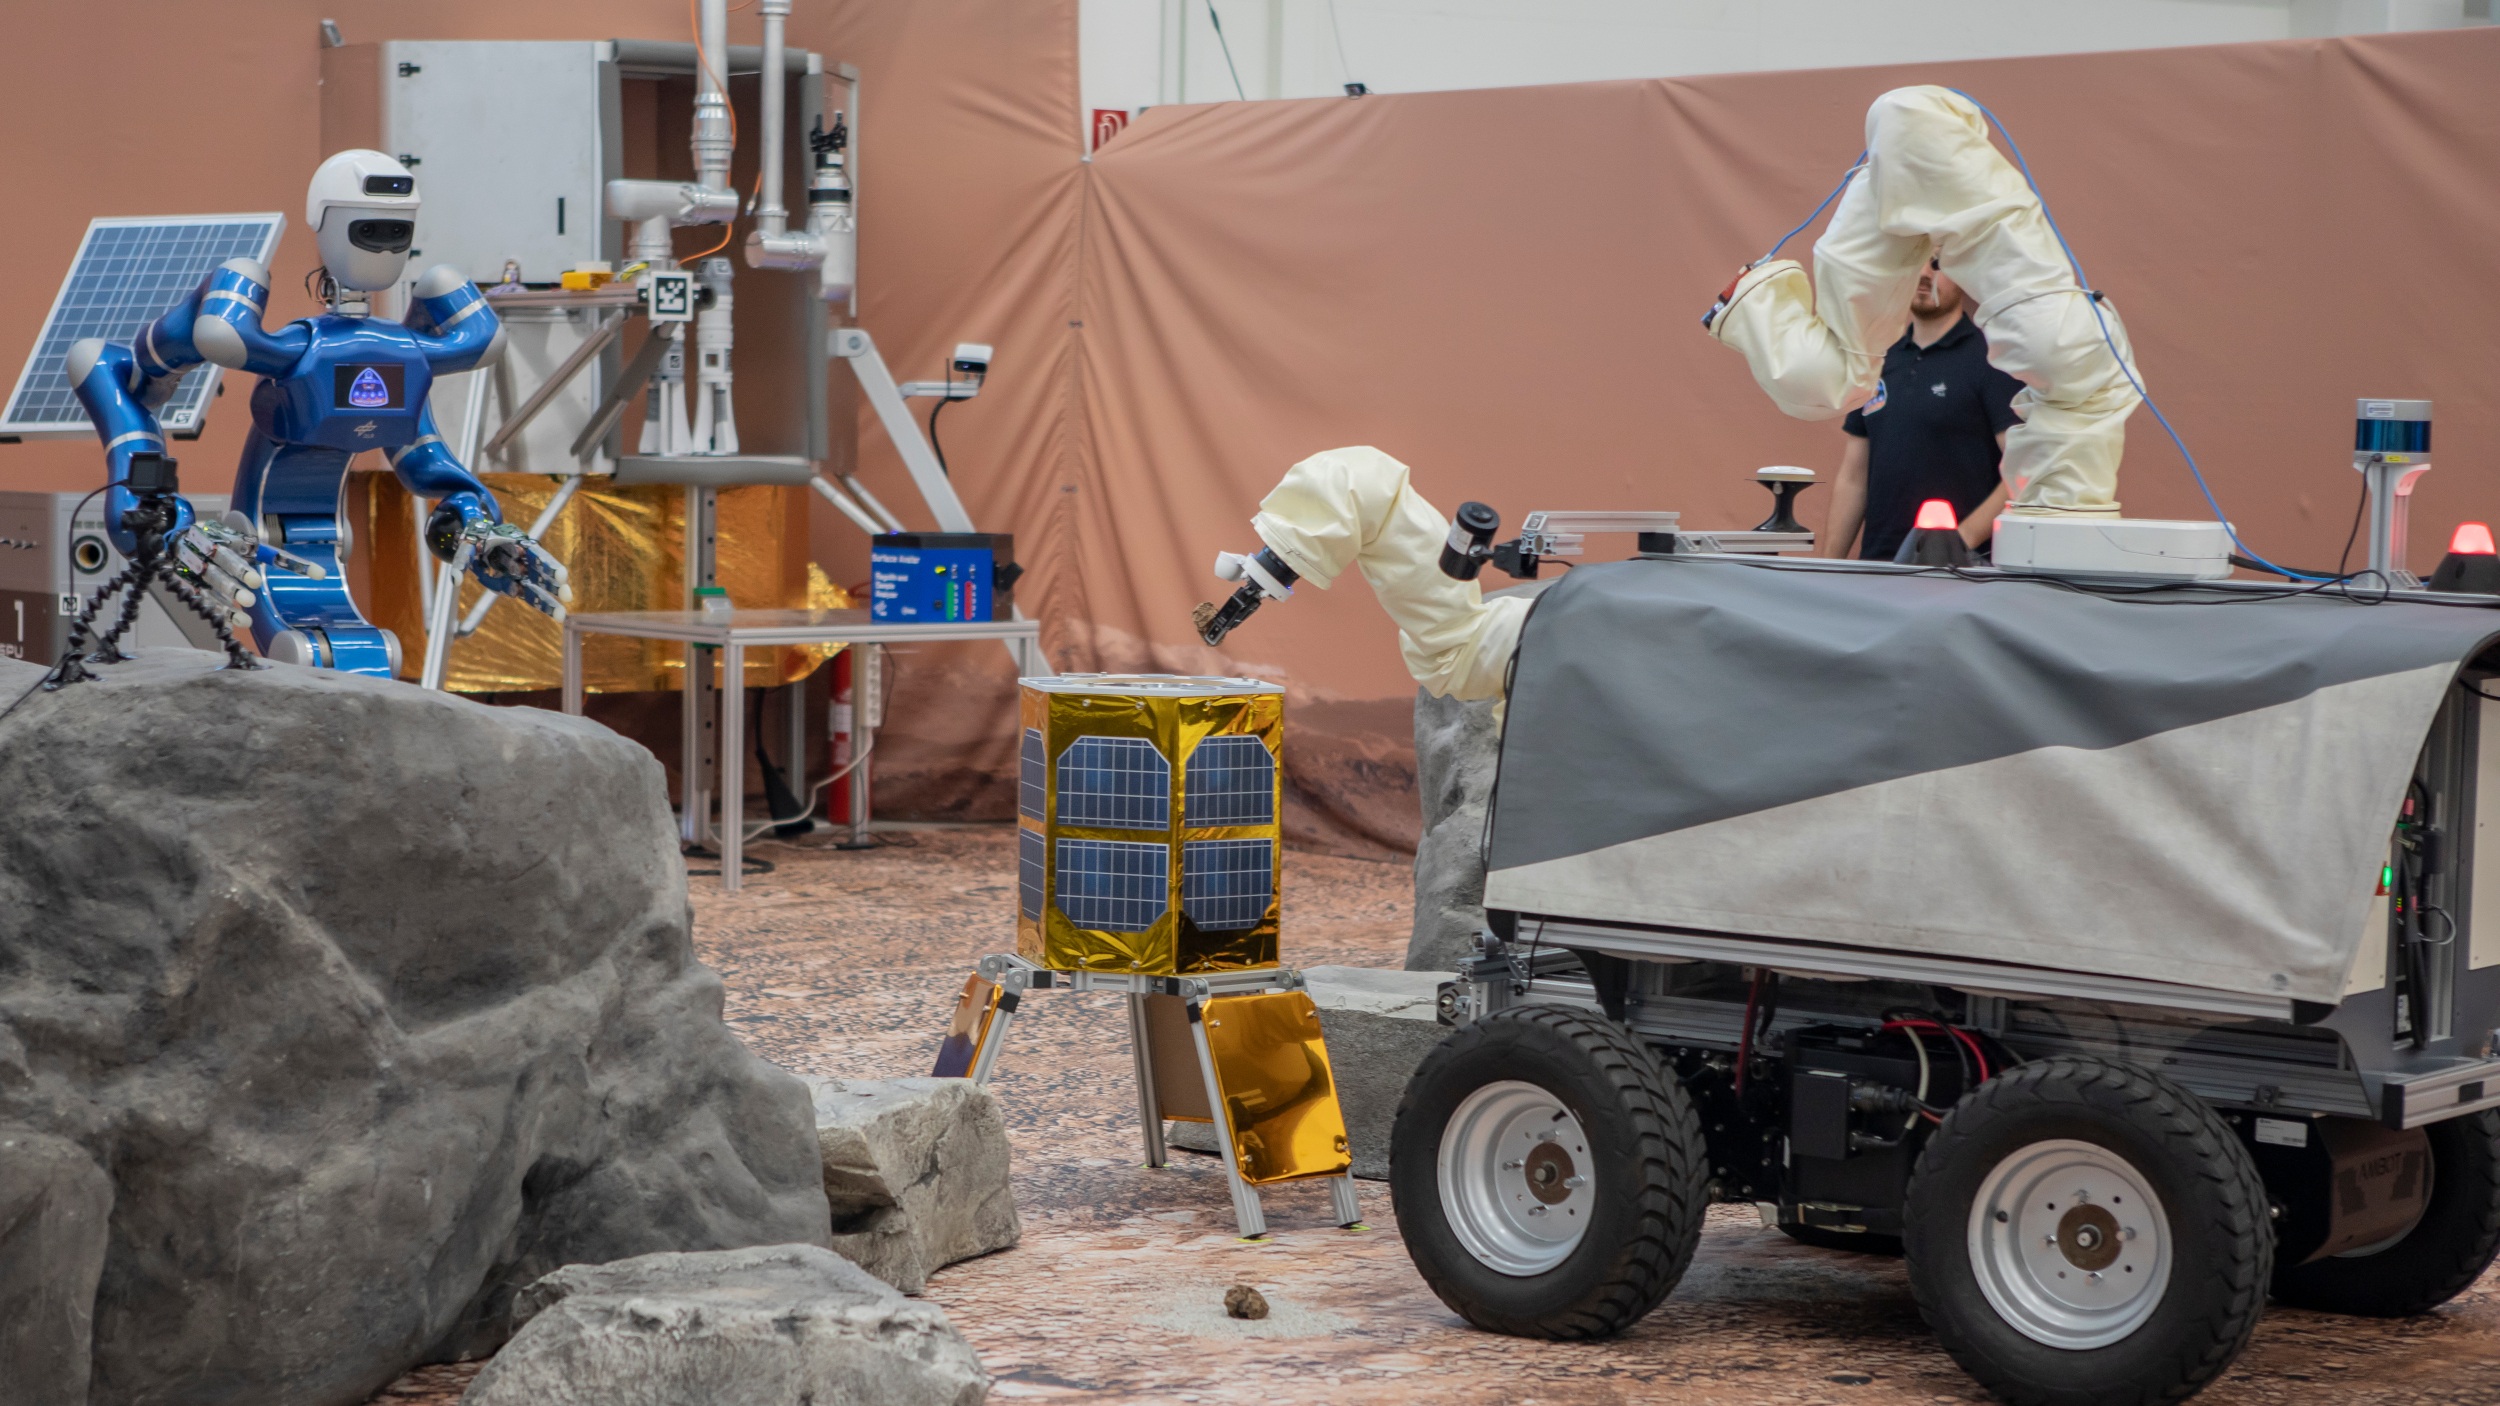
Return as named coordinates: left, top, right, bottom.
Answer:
left=1195, top=548, right=1300, bottom=646
left=427, top=503, right=572, bottom=620
left=166, top=516, right=268, bottom=629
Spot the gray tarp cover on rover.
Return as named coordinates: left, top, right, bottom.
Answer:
left=1482, top=558, right=2500, bottom=1005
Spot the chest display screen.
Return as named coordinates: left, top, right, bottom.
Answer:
left=333, top=363, right=405, bottom=410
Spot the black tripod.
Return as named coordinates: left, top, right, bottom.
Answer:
left=46, top=452, right=260, bottom=691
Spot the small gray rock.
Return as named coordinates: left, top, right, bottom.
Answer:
left=799, top=1077, right=1020, bottom=1293
left=460, top=1245, right=988, bottom=1406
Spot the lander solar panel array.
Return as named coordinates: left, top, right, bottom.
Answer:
left=1019, top=728, right=1277, bottom=932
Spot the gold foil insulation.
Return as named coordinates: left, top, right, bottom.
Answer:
left=1015, top=676, right=1286, bottom=976
left=364, top=473, right=845, bottom=693
left=1201, top=991, right=1352, bottom=1185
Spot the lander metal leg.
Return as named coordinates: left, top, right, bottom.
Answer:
left=682, top=639, right=715, bottom=846
left=721, top=640, right=746, bottom=891
left=1328, top=1173, right=1363, bottom=1228
left=1128, top=993, right=1169, bottom=1168
left=680, top=485, right=720, bottom=848
left=968, top=989, right=1021, bottom=1087
left=561, top=621, right=584, bottom=715
left=418, top=543, right=475, bottom=691
left=783, top=676, right=809, bottom=802
left=1186, top=996, right=1266, bottom=1239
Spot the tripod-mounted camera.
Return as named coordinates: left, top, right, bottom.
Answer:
left=45, top=453, right=261, bottom=690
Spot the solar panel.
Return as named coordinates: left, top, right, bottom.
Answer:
left=1055, top=838, right=1168, bottom=933
left=1183, top=839, right=1274, bottom=931
left=1183, top=735, right=1277, bottom=826
left=1019, top=728, right=1046, bottom=820
left=1018, top=826, right=1045, bottom=920
left=3, top=213, right=287, bottom=441
left=1056, top=735, right=1170, bottom=830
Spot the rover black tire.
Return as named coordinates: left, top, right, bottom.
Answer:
left=1389, top=1005, right=1707, bottom=1339
left=1779, top=1224, right=1906, bottom=1256
left=2270, top=1108, right=2500, bottom=1317
left=1903, top=1057, right=2271, bottom=1406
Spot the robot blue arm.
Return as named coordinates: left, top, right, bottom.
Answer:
left=71, top=257, right=304, bottom=556
left=388, top=264, right=504, bottom=528
left=389, top=264, right=569, bottom=617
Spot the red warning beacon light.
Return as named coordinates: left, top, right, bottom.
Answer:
left=2428, top=521, right=2500, bottom=594
left=1896, top=499, right=1973, bottom=568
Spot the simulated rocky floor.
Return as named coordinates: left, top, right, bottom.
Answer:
left=372, top=824, right=2500, bottom=1405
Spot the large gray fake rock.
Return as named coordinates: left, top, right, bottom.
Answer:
left=461, top=1245, right=989, bottom=1406
left=800, top=1076, right=1020, bottom=1293
left=1167, top=966, right=1450, bottom=1181
left=0, top=649, right=831, bottom=1406
left=1408, top=686, right=1502, bottom=973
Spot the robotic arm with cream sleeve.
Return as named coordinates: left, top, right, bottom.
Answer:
left=1195, top=446, right=1528, bottom=702
left=1703, top=85, right=2141, bottom=519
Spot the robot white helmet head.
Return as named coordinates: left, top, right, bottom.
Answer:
left=307, top=150, right=420, bottom=292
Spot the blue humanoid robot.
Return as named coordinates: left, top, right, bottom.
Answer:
left=67, top=149, right=567, bottom=676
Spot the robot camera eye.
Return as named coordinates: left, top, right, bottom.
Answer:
left=347, top=219, right=414, bottom=253
left=361, top=175, right=415, bottom=196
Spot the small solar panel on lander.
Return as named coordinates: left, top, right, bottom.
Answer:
left=2, top=213, right=287, bottom=440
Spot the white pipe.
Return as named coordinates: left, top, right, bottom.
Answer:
left=694, top=0, right=732, bottom=194
left=747, top=3, right=828, bottom=271
left=839, top=474, right=907, bottom=533
left=756, top=0, right=790, bottom=237
left=808, top=473, right=884, bottom=535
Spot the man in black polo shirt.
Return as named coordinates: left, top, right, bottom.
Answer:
left=1822, top=259, right=2026, bottom=561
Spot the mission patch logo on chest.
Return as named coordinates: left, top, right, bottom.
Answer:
left=331, top=362, right=405, bottom=412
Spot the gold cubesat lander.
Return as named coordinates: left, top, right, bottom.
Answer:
left=934, top=673, right=1362, bottom=1238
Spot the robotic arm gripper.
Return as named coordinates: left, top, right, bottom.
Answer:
left=1194, top=446, right=1527, bottom=702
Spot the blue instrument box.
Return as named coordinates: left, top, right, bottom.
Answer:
left=870, top=533, right=1018, bottom=622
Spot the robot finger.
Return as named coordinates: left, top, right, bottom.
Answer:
left=517, top=581, right=568, bottom=619
left=260, top=542, right=331, bottom=580
left=212, top=545, right=265, bottom=591
left=203, top=564, right=257, bottom=611
left=524, top=539, right=571, bottom=589
left=521, top=542, right=575, bottom=603
left=177, top=534, right=266, bottom=592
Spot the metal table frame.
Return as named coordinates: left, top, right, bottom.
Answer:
left=562, top=608, right=1041, bottom=889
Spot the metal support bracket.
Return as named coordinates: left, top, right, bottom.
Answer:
left=829, top=326, right=975, bottom=533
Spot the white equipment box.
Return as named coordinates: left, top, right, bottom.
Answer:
left=1992, top=514, right=2234, bottom=580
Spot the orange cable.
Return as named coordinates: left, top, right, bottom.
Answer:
left=681, top=0, right=751, bottom=263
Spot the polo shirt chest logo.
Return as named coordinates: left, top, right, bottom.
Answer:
left=1932, top=382, right=1948, bottom=396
